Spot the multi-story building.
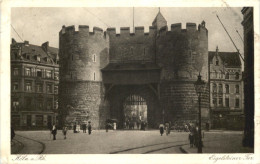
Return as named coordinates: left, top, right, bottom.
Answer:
left=11, top=39, right=59, bottom=130
left=209, top=47, right=244, bottom=130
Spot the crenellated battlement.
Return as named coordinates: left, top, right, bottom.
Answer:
left=60, top=25, right=106, bottom=36
left=159, top=22, right=207, bottom=36
left=106, top=26, right=157, bottom=36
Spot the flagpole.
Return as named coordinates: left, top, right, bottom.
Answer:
left=133, top=7, right=134, bottom=33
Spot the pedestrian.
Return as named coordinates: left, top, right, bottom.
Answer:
left=189, top=127, right=195, bottom=147
left=73, top=123, right=77, bottom=133
left=82, top=123, right=87, bottom=133
left=88, top=121, right=92, bottom=135
left=51, top=125, right=57, bottom=140
left=105, top=122, right=109, bottom=132
left=159, top=123, right=164, bottom=136
left=136, top=121, right=140, bottom=130
left=62, top=126, right=68, bottom=139
left=165, top=122, right=170, bottom=135
left=113, top=122, right=116, bottom=130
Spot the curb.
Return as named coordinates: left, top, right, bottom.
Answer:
left=16, top=134, right=46, bottom=154
left=179, top=147, right=188, bottom=154
left=11, top=139, right=24, bottom=154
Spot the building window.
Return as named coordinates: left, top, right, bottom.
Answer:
left=13, top=68, right=19, bottom=76
left=213, top=98, right=217, bottom=106
left=54, top=85, right=58, bottom=94
left=94, top=72, right=96, bottom=81
left=25, top=97, right=32, bottom=108
left=218, top=84, right=223, bottom=93
left=36, top=83, right=43, bottom=92
left=13, top=82, right=19, bottom=91
left=37, top=56, right=41, bottom=62
left=54, top=72, right=59, bottom=80
left=93, top=54, right=96, bottom=62
left=219, top=98, right=223, bottom=106
left=213, top=83, right=217, bottom=93
left=235, top=85, right=239, bottom=94
left=36, top=69, right=42, bottom=77
left=25, top=68, right=31, bottom=76
left=225, top=98, right=229, bottom=107
left=47, top=99, right=52, bottom=110
left=12, top=99, right=19, bottom=111
left=47, top=84, right=52, bottom=93
left=54, top=99, right=58, bottom=110
left=225, top=84, right=229, bottom=94
left=235, top=98, right=239, bottom=108
left=35, top=115, right=43, bottom=126
left=235, top=72, right=239, bottom=80
left=225, top=72, right=229, bottom=79
left=46, top=70, right=52, bottom=79
left=37, top=99, right=43, bottom=110
left=25, top=82, right=32, bottom=92
left=215, top=60, right=219, bottom=66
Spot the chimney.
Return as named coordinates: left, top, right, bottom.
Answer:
left=42, top=41, right=49, bottom=52
left=24, top=40, right=29, bottom=45
left=12, top=38, right=17, bottom=44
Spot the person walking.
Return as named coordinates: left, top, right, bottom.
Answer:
left=159, top=123, right=164, bottom=136
left=105, top=122, right=109, bottom=132
left=82, top=123, right=87, bottom=133
left=73, top=123, right=77, bottom=133
left=113, top=122, right=117, bottom=130
left=88, top=121, right=92, bottom=135
left=52, top=125, right=57, bottom=140
left=62, top=126, right=68, bottom=139
left=189, top=126, right=195, bottom=147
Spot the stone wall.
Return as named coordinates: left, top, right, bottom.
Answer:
left=107, top=26, right=156, bottom=63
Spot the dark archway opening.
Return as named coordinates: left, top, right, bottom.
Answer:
left=123, top=94, right=147, bottom=129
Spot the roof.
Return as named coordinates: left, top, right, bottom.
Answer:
left=152, top=11, right=167, bottom=25
left=102, top=62, right=161, bottom=71
left=11, top=40, right=59, bottom=65
left=208, top=51, right=241, bottom=67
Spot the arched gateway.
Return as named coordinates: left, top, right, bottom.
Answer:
left=58, top=11, right=210, bottom=129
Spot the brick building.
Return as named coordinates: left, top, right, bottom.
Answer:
left=59, top=11, right=210, bottom=129
left=11, top=39, right=59, bottom=130
left=209, top=47, right=244, bottom=130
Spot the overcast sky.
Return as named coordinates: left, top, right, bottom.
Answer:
left=11, top=7, right=244, bottom=53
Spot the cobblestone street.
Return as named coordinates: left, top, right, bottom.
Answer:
left=13, top=130, right=253, bottom=154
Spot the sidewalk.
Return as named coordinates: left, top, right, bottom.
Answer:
left=11, top=135, right=45, bottom=154
left=180, top=131, right=254, bottom=154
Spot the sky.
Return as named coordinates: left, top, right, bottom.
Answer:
left=11, top=7, right=244, bottom=54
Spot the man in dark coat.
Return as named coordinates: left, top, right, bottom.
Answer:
left=73, top=123, right=77, bottom=133
left=88, top=121, right=92, bottom=135
left=51, top=125, right=57, bottom=140
left=82, top=123, right=87, bottom=133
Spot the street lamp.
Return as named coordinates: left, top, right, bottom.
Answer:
left=194, top=73, right=206, bottom=153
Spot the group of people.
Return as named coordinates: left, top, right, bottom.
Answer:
left=74, top=121, right=92, bottom=135
left=123, top=120, right=147, bottom=130
left=159, top=122, right=171, bottom=136
left=49, top=121, right=92, bottom=140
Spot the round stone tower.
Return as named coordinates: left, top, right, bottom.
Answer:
left=58, top=25, right=109, bottom=128
left=156, top=22, right=210, bottom=126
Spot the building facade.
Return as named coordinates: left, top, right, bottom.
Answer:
left=209, top=47, right=244, bottom=130
left=11, top=39, right=59, bottom=130
left=241, top=7, right=254, bottom=147
left=59, top=11, right=210, bottom=129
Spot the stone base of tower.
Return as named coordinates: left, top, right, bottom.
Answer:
left=59, top=81, right=109, bottom=129
left=160, top=80, right=210, bottom=129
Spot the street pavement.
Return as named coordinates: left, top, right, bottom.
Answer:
left=12, top=130, right=253, bottom=154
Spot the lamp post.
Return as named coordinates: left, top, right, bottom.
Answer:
left=194, top=73, right=206, bottom=153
